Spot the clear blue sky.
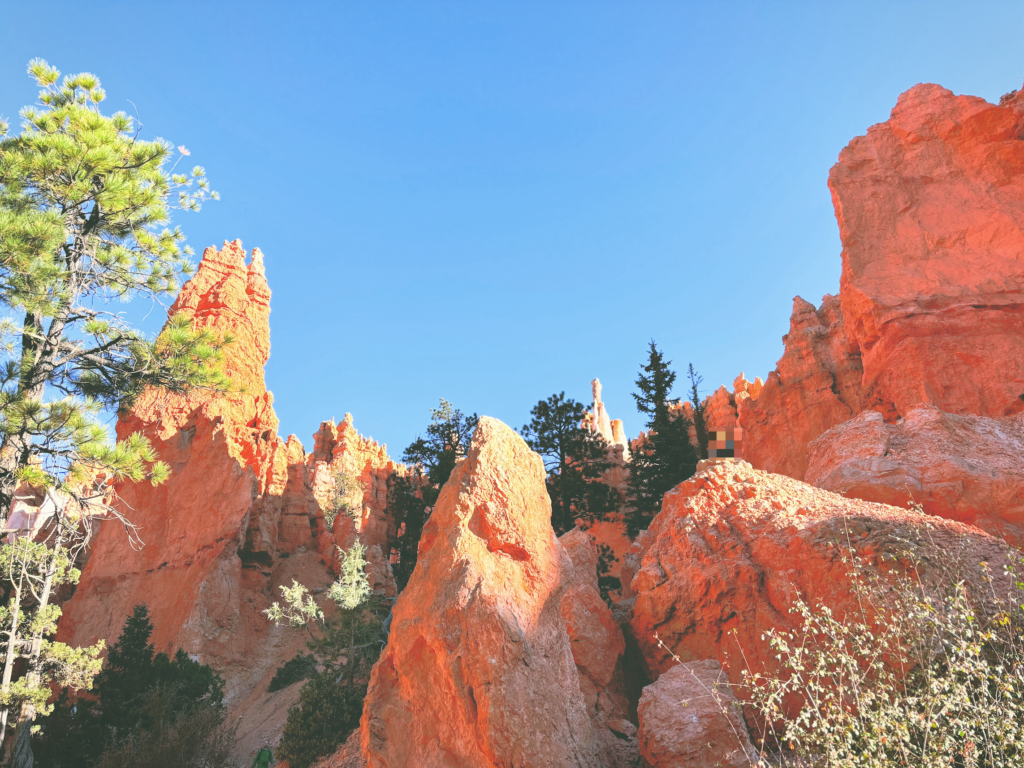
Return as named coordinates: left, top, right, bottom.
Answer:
left=3, top=2, right=1024, bottom=455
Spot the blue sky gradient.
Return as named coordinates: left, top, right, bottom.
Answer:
left=3, top=1, right=1024, bottom=453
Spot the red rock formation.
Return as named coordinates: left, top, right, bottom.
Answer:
left=57, top=241, right=401, bottom=689
left=360, top=417, right=628, bottom=767
left=623, top=462, right=1014, bottom=701
left=637, top=660, right=755, bottom=768
left=831, top=83, right=1024, bottom=420
left=718, top=81, right=1024, bottom=484
left=58, top=241, right=284, bottom=672
left=806, top=406, right=1024, bottom=544
left=735, top=295, right=863, bottom=479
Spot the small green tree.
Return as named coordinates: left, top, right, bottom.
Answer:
left=277, top=671, right=365, bottom=768
left=0, top=58, right=228, bottom=762
left=390, top=399, right=478, bottom=587
left=0, top=532, right=104, bottom=758
left=626, top=342, right=698, bottom=535
left=520, top=392, right=621, bottom=535
left=265, top=543, right=386, bottom=768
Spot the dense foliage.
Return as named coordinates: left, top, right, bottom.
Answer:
left=278, top=673, right=366, bottom=768
left=33, top=605, right=227, bottom=768
left=0, top=58, right=226, bottom=760
left=520, top=392, right=622, bottom=535
left=626, top=342, right=698, bottom=535
left=389, top=399, right=478, bottom=587
left=744, top=536, right=1024, bottom=767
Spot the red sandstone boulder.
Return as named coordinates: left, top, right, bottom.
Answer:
left=637, top=660, right=755, bottom=768
left=360, top=417, right=621, bottom=767
left=806, top=406, right=1024, bottom=545
left=624, top=461, right=1014, bottom=700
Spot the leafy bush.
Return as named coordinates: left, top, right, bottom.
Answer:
left=744, top=535, right=1024, bottom=768
left=269, top=653, right=318, bottom=692
left=278, top=672, right=365, bottom=768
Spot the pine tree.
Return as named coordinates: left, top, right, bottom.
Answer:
left=626, top=342, right=698, bottom=535
left=0, top=60, right=227, bottom=760
left=32, top=604, right=225, bottom=768
left=390, top=399, right=477, bottom=587
left=520, top=392, right=621, bottom=535
left=265, top=543, right=385, bottom=768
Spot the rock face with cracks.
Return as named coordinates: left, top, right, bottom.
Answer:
left=714, top=80, right=1024, bottom=484
left=360, top=417, right=625, bottom=768
left=623, top=461, right=1015, bottom=708
left=57, top=241, right=402, bottom=697
left=806, top=406, right=1024, bottom=545
left=637, top=660, right=755, bottom=768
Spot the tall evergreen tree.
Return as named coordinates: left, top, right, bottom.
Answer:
left=0, top=60, right=227, bottom=761
left=520, top=392, right=621, bottom=535
left=626, top=342, right=698, bottom=535
left=389, top=399, right=477, bottom=587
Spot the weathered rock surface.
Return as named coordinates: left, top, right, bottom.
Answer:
left=716, top=81, right=1024, bottom=485
left=830, top=83, right=1024, bottom=421
left=57, top=241, right=401, bottom=709
left=360, top=417, right=625, bottom=768
left=637, top=660, right=755, bottom=768
left=806, top=406, right=1024, bottom=544
left=623, top=462, right=1015, bottom=703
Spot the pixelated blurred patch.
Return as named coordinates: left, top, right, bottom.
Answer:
left=708, top=428, right=743, bottom=459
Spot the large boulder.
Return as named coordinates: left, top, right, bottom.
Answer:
left=806, top=406, right=1024, bottom=545
left=623, top=461, right=1015, bottom=701
left=637, top=660, right=755, bottom=768
left=360, top=417, right=623, bottom=767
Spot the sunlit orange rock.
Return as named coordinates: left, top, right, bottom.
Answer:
left=623, top=462, right=1014, bottom=709
left=723, top=82, right=1024, bottom=484
left=830, top=83, right=1024, bottom=421
left=637, top=660, right=755, bottom=768
left=360, top=417, right=621, bottom=767
left=806, top=405, right=1024, bottom=545
left=56, top=242, right=400, bottom=688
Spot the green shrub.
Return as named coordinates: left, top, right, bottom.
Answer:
left=269, top=653, right=318, bottom=692
left=744, top=536, right=1024, bottom=768
left=278, top=671, right=365, bottom=768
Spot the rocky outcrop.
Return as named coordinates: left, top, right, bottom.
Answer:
left=637, top=660, right=755, bottom=768
left=830, top=83, right=1024, bottom=421
left=806, top=406, right=1024, bottom=545
left=715, top=81, right=1024, bottom=485
left=360, top=417, right=630, bottom=767
left=590, top=378, right=631, bottom=462
left=623, top=462, right=1015, bottom=704
left=735, top=295, right=863, bottom=479
left=57, top=241, right=401, bottom=697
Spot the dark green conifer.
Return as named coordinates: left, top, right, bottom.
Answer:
left=520, top=392, right=621, bottom=535
left=626, top=342, right=698, bottom=535
left=390, top=399, right=478, bottom=587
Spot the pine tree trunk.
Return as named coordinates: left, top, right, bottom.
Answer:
left=9, top=704, right=33, bottom=768
left=0, top=543, right=29, bottom=745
